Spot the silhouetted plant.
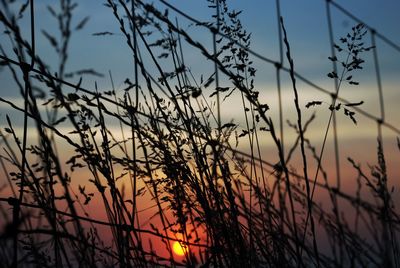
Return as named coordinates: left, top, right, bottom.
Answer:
left=0, top=1, right=398, bottom=267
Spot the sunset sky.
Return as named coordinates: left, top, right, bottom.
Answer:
left=0, top=0, right=399, bottom=262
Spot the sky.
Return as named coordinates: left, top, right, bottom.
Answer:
left=1, top=0, right=399, bottom=113
left=0, top=0, right=400, bottom=261
left=1, top=0, right=398, bottom=157
left=1, top=1, right=400, bottom=89
left=0, top=0, right=399, bottom=213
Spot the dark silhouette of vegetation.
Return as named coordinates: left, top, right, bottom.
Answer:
left=0, top=0, right=399, bottom=267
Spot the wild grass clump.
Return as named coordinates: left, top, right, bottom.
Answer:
left=0, top=0, right=399, bottom=267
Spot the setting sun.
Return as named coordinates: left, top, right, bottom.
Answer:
left=172, top=241, right=188, bottom=256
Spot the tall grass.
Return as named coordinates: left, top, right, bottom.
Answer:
left=0, top=0, right=399, bottom=267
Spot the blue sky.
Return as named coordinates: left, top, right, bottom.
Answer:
left=0, top=0, right=399, bottom=148
left=1, top=0, right=399, bottom=94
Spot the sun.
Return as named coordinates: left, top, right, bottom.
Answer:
left=172, top=241, right=188, bottom=256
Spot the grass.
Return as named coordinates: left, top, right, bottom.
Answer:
left=0, top=0, right=399, bottom=267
